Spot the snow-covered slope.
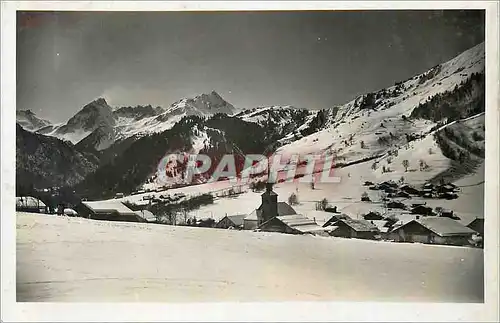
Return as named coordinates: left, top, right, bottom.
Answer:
left=277, top=42, right=485, bottom=165
left=235, top=105, right=319, bottom=146
left=17, top=212, right=483, bottom=302
left=16, top=110, right=52, bottom=131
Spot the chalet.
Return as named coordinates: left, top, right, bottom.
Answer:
left=381, top=180, right=398, bottom=188
left=386, top=201, right=406, bottom=210
left=436, top=184, right=457, bottom=194
left=259, top=214, right=328, bottom=236
left=362, top=211, right=383, bottom=221
left=329, top=218, right=381, bottom=240
left=16, top=196, right=47, bottom=213
left=399, top=184, right=420, bottom=195
left=467, top=218, right=484, bottom=236
left=439, top=209, right=458, bottom=219
left=412, top=202, right=427, bottom=207
left=438, top=192, right=459, bottom=200
left=77, top=201, right=146, bottom=223
left=422, top=183, right=434, bottom=190
left=216, top=214, right=247, bottom=229
left=394, top=191, right=411, bottom=198
left=411, top=205, right=434, bottom=216
left=389, top=217, right=476, bottom=246
left=323, top=213, right=351, bottom=227
left=421, top=188, right=434, bottom=198
left=379, top=184, right=398, bottom=194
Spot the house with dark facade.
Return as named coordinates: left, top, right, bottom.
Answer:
left=389, top=217, right=476, bottom=246
left=216, top=214, right=247, bottom=229
left=329, top=218, right=381, bottom=240
left=411, top=205, right=435, bottom=216
left=399, top=184, right=421, bottom=195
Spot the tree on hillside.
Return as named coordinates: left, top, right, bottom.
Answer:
left=319, top=198, right=328, bottom=210
left=402, top=159, right=409, bottom=172
left=288, top=193, right=299, bottom=206
left=360, top=140, right=366, bottom=149
left=371, top=162, right=377, bottom=171
left=419, top=159, right=429, bottom=171
left=428, top=147, right=434, bottom=155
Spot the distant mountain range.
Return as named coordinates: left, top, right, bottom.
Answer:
left=16, top=42, right=485, bottom=199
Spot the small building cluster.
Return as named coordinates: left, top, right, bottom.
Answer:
left=367, top=180, right=459, bottom=200
left=216, top=182, right=328, bottom=236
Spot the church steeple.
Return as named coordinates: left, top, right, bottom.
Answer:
left=260, top=178, right=278, bottom=225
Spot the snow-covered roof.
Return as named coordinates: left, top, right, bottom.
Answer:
left=63, top=208, right=78, bottom=215
left=416, top=217, right=476, bottom=237
left=338, top=219, right=379, bottom=232
left=134, top=210, right=156, bottom=222
left=16, top=196, right=46, bottom=208
left=82, top=201, right=136, bottom=216
left=276, top=214, right=327, bottom=233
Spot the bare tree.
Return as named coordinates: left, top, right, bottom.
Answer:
left=288, top=193, right=299, bottom=206
left=320, top=198, right=328, bottom=210
left=402, top=159, right=409, bottom=172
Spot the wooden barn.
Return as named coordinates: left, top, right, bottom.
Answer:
left=77, top=201, right=147, bottom=223
left=216, top=214, right=247, bottom=229
left=389, top=217, right=476, bottom=246
left=329, top=218, right=381, bottom=240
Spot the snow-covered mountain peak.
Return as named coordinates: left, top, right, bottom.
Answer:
left=16, top=110, right=52, bottom=131
left=166, top=91, right=236, bottom=117
left=64, top=98, right=115, bottom=131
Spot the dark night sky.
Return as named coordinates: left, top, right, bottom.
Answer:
left=17, top=10, right=484, bottom=123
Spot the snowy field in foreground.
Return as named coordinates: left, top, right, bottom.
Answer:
left=17, top=212, right=483, bottom=302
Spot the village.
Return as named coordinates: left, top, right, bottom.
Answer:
left=16, top=176, right=484, bottom=249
